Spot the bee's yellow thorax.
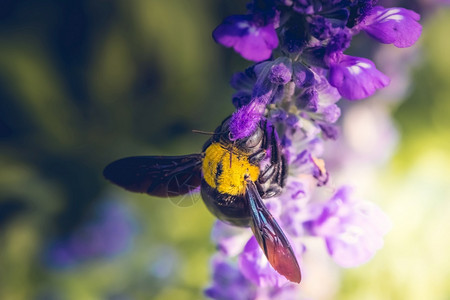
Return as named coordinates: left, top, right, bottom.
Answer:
left=202, top=143, right=260, bottom=195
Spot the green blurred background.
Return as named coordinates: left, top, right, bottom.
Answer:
left=0, top=1, right=449, bottom=299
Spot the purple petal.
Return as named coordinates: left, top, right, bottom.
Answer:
left=297, top=88, right=318, bottom=112
left=360, top=6, right=422, bottom=48
left=269, top=59, right=293, bottom=85
left=205, top=255, right=256, bottom=300
left=312, top=187, right=391, bottom=267
left=230, top=59, right=288, bottom=140
left=325, top=201, right=391, bottom=267
left=314, top=69, right=341, bottom=105
left=211, top=221, right=252, bottom=256
left=232, top=91, right=252, bottom=108
left=213, top=15, right=279, bottom=62
left=321, top=104, right=341, bottom=124
left=318, top=123, right=339, bottom=140
left=238, top=237, right=288, bottom=287
left=292, top=62, right=315, bottom=88
left=328, top=55, right=390, bottom=100
left=230, top=66, right=257, bottom=91
left=325, top=29, right=352, bottom=55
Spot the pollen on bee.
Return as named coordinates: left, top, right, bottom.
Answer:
left=202, top=143, right=260, bottom=196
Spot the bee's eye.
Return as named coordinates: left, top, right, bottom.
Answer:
left=245, top=127, right=263, bottom=148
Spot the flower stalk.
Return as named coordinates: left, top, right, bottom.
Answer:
left=206, top=0, right=422, bottom=298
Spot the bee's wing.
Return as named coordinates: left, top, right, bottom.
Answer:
left=103, top=154, right=202, bottom=197
left=245, top=179, right=301, bottom=283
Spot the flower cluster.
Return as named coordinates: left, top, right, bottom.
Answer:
left=206, top=0, right=421, bottom=298
left=44, top=199, right=137, bottom=269
left=213, top=0, right=421, bottom=140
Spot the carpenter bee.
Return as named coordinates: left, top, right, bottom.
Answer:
left=103, top=117, right=301, bottom=283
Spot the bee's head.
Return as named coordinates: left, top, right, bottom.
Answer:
left=218, top=117, right=264, bottom=153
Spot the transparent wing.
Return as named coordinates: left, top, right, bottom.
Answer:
left=245, top=179, right=301, bottom=283
left=103, top=154, right=202, bottom=197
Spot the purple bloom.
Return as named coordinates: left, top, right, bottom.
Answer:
left=205, top=255, right=256, bottom=300
left=297, top=88, right=318, bottom=111
left=230, top=58, right=293, bottom=140
left=205, top=255, right=305, bottom=300
left=310, top=71, right=342, bottom=121
left=207, top=0, right=424, bottom=296
left=211, top=221, right=252, bottom=256
left=231, top=66, right=258, bottom=108
left=328, top=54, right=390, bottom=100
left=278, top=178, right=323, bottom=237
left=288, top=148, right=328, bottom=187
left=318, top=123, right=339, bottom=140
left=359, top=6, right=422, bottom=48
left=269, top=59, right=293, bottom=85
left=325, top=29, right=352, bottom=55
left=321, top=104, right=341, bottom=123
left=292, top=62, right=315, bottom=88
left=292, top=0, right=315, bottom=14
left=239, top=237, right=289, bottom=287
left=310, top=187, right=391, bottom=267
left=44, top=200, right=137, bottom=269
left=230, top=66, right=257, bottom=92
left=310, top=16, right=333, bottom=40
left=213, top=14, right=279, bottom=62
left=232, top=91, right=252, bottom=108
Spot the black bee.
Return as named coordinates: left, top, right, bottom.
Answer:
left=103, top=117, right=301, bottom=283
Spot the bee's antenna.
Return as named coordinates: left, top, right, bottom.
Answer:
left=192, top=129, right=215, bottom=135
left=192, top=129, right=229, bottom=136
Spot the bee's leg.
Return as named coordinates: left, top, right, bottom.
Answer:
left=249, top=149, right=267, bottom=164
left=265, top=186, right=283, bottom=198
left=258, top=121, right=288, bottom=199
left=254, top=121, right=280, bottom=182
left=259, top=164, right=276, bottom=183
left=268, top=124, right=288, bottom=188
left=256, top=180, right=283, bottom=198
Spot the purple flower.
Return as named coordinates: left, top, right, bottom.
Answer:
left=321, top=104, right=341, bottom=123
left=213, top=14, right=279, bottom=62
left=292, top=0, right=315, bottom=14
left=292, top=62, right=315, bottom=88
left=310, top=187, right=391, bottom=267
left=229, top=58, right=293, bottom=140
left=205, top=255, right=256, bottom=300
left=328, top=54, right=390, bottom=100
left=206, top=0, right=424, bottom=296
left=44, top=199, right=137, bottom=269
left=297, top=88, right=318, bottom=111
left=277, top=178, right=323, bottom=237
left=325, top=29, right=352, bottom=55
left=310, top=16, right=333, bottom=40
left=211, top=221, right=252, bottom=256
left=239, top=237, right=289, bottom=287
left=288, top=148, right=328, bottom=186
left=269, top=59, right=293, bottom=85
left=318, top=123, right=339, bottom=140
left=206, top=255, right=305, bottom=300
left=309, top=71, right=342, bottom=122
left=359, top=6, right=422, bottom=48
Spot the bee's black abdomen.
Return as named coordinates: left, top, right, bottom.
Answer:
left=200, top=180, right=251, bottom=227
